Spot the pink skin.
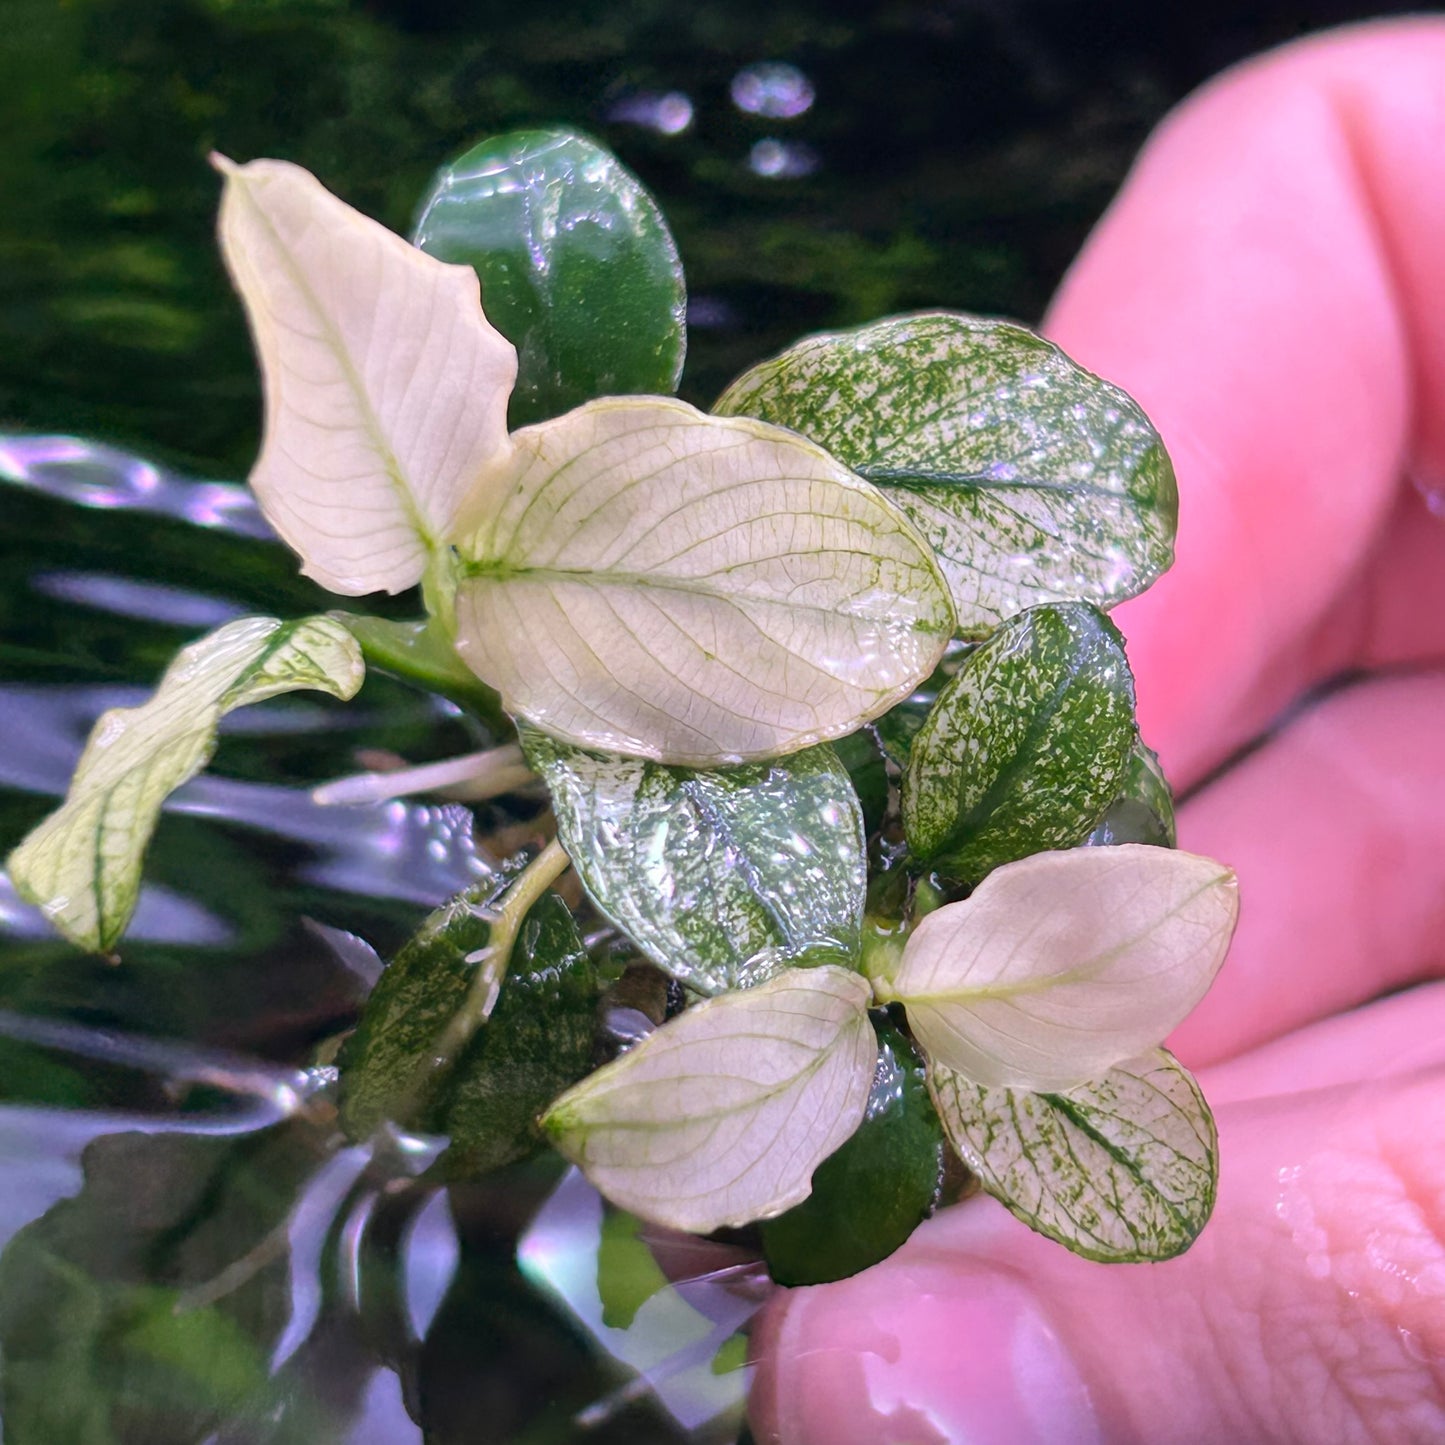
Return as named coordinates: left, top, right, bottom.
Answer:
left=752, top=20, right=1445, bottom=1443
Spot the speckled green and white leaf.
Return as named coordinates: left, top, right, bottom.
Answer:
left=522, top=727, right=865, bottom=994
left=1085, top=735, right=1178, bottom=849
left=886, top=845, right=1238, bottom=1090
left=449, top=397, right=954, bottom=765
left=928, top=1048, right=1217, bottom=1261
left=8, top=616, right=364, bottom=952
left=541, top=965, right=875, bottom=1232
left=214, top=156, right=518, bottom=596
left=902, top=603, right=1135, bottom=883
left=715, top=312, right=1177, bottom=637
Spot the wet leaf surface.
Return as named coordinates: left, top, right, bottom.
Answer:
left=902, top=604, right=1135, bottom=885
left=413, top=129, right=687, bottom=430
left=761, top=1014, right=944, bottom=1285
left=525, top=728, right=866, bottom=994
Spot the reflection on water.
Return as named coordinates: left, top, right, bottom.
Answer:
left=0, top=434, right=270, bottom=539
left=0, top=436, right=757, bottom=1443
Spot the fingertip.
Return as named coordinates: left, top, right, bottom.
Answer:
left=753, top=1252, right=1098, bottom=1445
left=1042, top=18, right=1445, bottom=782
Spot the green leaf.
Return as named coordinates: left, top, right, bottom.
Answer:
left=0, top=1123, right=322, bottom=1443
left=596, top=1209, right=669, bottom=1331
left=214, top=156, right=518, bottom=596
left=886, top=845, right=1239, bottom=1091
left=523, top=727, right=865, bottom=994
left=760, top=1015, right=944, bottom=1285
left=1086, top=736, right=1177, bottom=848
left=434, top=894, right=601, bottom=1179
left=830, top=727, right=889, bottom=839
left=449, top=396, right=955, bottom=765
left=338, top=883, right=600, bottom=1174
left=413, top=128, right=687, bottom=429
left=715, top=312, right=1177, bottom=637
left=901, top=603, right=1135, bottom=884
left=542, top=966, right=876, bottom=1233
left=7, top=614, right=364, bottom=952
left=928, top=1048, right=1218, bottom=1262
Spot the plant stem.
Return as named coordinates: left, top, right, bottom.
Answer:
left=313, top=742, right=535, bottom=806
left=399, top=838, right=571, bottom=1122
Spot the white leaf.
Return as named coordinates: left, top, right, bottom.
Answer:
left=887, top=845, right=1237, bottom=1090
left=7, top=616, right=364, bottom=952
left=450, top=396, right=955, bottom=764
left=541, top=965, right=876, bottom=1232
left=928, top=1048, right=1218, bottom=1261
left=214, top=156, right=518, bottom=596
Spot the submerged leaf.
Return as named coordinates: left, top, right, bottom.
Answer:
left=1086, top=736, right=1177, bottom=848
left=214, top=156, right=518, bottom=595
left=450, top=396, right=954, bottom=765
left=902, top=603, right=1135, bottom=884
left=887, top=845, right=1238, bottom=1090
left=413, top=128, right=687, bottom=428
left=338, top=885, right=599, bottom=1173
left=542, top=966, right=875, bottom=1232
left=8, top=615, right=363, bottom=952
left=523, top=727, right=865, bottom=994
left=761, top=1015, right=944, bottom=1285
left=715, top=312, right=1177, bottom=636
left=929, top=1048, right=1217, bottom=1261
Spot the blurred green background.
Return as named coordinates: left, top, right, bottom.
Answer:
left=1, top=0, right=1419, bottom=477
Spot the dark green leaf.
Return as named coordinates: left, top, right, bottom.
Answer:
left=412, top=129, right=686, bottom=429
left=338, top=880, right=601, bottom=1176
left=1086, top=736, right=1177, bottom=848
left=902, top=603, right=1135, bottom=884
left=522, top=729, right=866, bottom=994
left=434, top=894, right=601, bottom=1179
left=928, top=1047, right=1217, bottom=1262
left=715, top=312, right=1177, bottom=637
left=831, top=727, right=888, bottom=838
left=871, top=644, right=976, bottom=769
left=760, top=1016, right=944, bottom=1285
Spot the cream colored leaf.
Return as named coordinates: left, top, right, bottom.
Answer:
left=214, top=156, right=518, bottom=595
left=541, top=965, right=875, bottom=1232
left=887, top=845, right=1238, bottom=1090
left=450, top=396, right=955, bottom=764
left=7, top=616, right=364, bottom=952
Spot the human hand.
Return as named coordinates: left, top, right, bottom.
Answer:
left=750, top=20, right=1445, bottom=1442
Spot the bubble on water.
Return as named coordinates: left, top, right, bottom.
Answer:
left=606, top=90, right=694, bottom=136
left=748, top=138, right=819, bottom=180
left=731, top=62, right=814, bottom=119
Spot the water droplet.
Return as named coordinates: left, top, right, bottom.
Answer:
left=731, top=62, right=814, bottom=119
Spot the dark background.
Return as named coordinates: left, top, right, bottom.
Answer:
left=0, top=0, right=1424, bottom=477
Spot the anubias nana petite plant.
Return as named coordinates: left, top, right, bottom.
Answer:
left=9, top=130, right=1237, bottom=1283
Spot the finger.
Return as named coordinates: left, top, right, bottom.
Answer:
left=754, top=988, right=1445, bottom=1445
left=1166, top=669, right=1445, bottom=1066
left=1043, top=18, right=1445, bottom=787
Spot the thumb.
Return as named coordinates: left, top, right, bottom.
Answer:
left=750, top=988, right=1445, bottom=1444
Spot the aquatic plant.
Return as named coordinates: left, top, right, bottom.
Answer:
left=9, top=129, right=1235, bottom=1282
